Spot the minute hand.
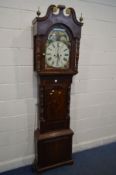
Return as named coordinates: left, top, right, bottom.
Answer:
left=56, top=43, right=60, bottom=66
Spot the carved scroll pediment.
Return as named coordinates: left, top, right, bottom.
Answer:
left=33, top=5, right=83, bottom=38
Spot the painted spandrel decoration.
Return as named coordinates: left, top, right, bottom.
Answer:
left=45, top=26, right=70, bottom=69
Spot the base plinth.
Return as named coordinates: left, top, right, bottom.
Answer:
left=34, top=129, right=74, bottom=172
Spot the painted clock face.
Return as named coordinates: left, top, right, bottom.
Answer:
left=45, top=26, right=71, bottom=69
left=45, top=41, right=69, bottom=68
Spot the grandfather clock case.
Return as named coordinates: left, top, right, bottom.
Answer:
left=33, top=5, right=83, bottom=172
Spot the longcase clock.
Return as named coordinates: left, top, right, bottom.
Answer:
left=32, top=5, right=83, bottom=172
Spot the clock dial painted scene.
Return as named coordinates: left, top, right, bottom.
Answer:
left=45, top=26, right=71, bottom=69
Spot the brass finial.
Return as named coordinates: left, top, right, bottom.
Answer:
left=79, top=13, right=83, bottom=22
left=37, top=7, right=41, bottom=16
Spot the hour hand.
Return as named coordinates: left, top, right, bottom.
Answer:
left=56, top=54, right=60, bottom=66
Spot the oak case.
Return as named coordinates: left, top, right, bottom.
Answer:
left=33, top=5, right=83, bottom=172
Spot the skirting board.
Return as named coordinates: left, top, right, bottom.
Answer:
left=1, top=135, right=116, bottom=173
left=0, top=155, right=34, bottom=173
left=73, top=135, right=116, bottom=152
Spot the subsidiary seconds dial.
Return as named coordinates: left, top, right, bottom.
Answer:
left=45, top=41, right=69, bottom=68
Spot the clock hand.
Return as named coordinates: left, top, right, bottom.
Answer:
left=56, top=42, right=60, bottom=66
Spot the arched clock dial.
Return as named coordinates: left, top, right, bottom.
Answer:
left=45, top=26, right=71, bottom=69
left=45, top=41, right=69, bottom=68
